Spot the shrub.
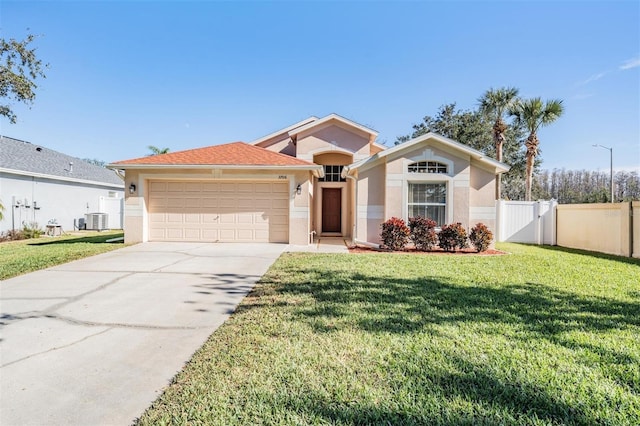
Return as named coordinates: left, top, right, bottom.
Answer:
left=22, top=222, right=43, bottom=239
left=380, top=217, right=410, bottom=251
left=438, top=222, right=468, bottom=252
left=408, top=216, right=438, bottom=251
left=469, top=222, right=493, bottom=252
left=0, top=229, right=26, bottom=242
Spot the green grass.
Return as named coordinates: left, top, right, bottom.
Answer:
left=0, top=231, right=125, bottom=280
left=138, top=243, right=640, bottom=425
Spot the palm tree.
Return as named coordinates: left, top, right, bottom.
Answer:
left=510, top=97, right=564, bottom=201
left=147, top=145, right=170, bottom=156
left=478, top=87, right=520, bottom=200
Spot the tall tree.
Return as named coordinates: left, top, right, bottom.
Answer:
left=510, top=98, right=564, bottom=201
left=396, top=103, right=530, bottom=200
left=478, top=87, right=519, bottom=200
left=147, top=145, right=170, bottom=156
left=1, top=34, right=47, bottom=123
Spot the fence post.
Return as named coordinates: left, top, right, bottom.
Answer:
left=534, top=201, right=541, bottom=245
left=496, top=199, right=503, bottom=242
left=549, top=199, right=557, bottom=246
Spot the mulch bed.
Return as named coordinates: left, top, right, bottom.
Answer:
left=348, top=245, right=507, bottom=256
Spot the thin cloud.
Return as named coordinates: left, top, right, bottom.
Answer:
left=619, top=57, right=640, bottom=70
left=577, top=72, right=608, bottom=86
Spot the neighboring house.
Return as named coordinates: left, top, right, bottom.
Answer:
left=0, top=136, right=125, bottom=233
left=109, top=114, right=509, bottom=245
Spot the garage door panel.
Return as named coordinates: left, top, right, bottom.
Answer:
left=237, top=183, right=254, bottom=192
left=273, top=184, right=288, bottom=194
left=150, top=181, right=168, bottom=192
left=237, top=213, right=254, bottom=224
left=184, top=182, right=202, bottom=192
left=237, top=229, right=254, bottom=240
left=238, top=199, right=256, bottom=208
left=202, top=214, right=218, bottom=223
left=202, top=229, right=219, bottom=240
left=220, top=199, right=237, bottom=208
left=184, top=198, right=201, bottom=208
left=270, top=214, right=288, bottom=225
left=184, top=214, right=201, bottom=223
left=167, top=182, right=185, bottom=192
left=166, top=213, right=185, bottom=223
left=148, top=180, right=289, bottom=242
left=184, top=228, right=201, bottom=239
left=202, top=183, right=220, bottom=192
left=272, top=199, right=288, bottom=209
left=167, top=197, right=185, bottom=208
left=220, top=183, right=236, bottom=192
left=202, top=198, right=218, bottom=208
left=254, top=183, right=272, bottom=193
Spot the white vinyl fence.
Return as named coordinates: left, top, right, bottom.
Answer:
left=496, top=200, right=557, bottom=245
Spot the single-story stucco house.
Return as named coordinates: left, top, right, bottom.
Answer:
left=109, top=114, right=509, bottom=245
left=0, top=135, right=125, bottom=233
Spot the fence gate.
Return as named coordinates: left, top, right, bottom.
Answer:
left=496, top=200, right=557, bottom=245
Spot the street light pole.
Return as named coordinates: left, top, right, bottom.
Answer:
left=592, top=144, right=614, bottom=203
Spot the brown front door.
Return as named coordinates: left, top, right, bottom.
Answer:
left=322, top=188, right=341, bottom=233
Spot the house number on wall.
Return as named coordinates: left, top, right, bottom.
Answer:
left=278, top=175, right=287, bottom=179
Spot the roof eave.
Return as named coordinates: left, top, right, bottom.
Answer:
left=107, top=163, right=323, bottom=171
left=0, top=167, right=125, bottom=188
left=250, top=116, right=319, bottom=145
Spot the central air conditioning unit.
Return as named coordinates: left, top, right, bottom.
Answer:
left=85, top=213, right=109, bottom=230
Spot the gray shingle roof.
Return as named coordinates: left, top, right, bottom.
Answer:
left=0, top=135, right=123, bottom=186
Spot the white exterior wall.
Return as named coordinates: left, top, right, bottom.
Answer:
left=0, top=172, right=124, bottom=233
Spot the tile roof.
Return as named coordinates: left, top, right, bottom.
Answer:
left=111, top=142, right=317, bottom=167
left=0, top=135, right=123, bottom=185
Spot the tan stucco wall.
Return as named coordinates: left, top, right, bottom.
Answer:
left=297, top=124, right=371, bottom=159
left=557, top=203, right=632, bottom=257
left=469, top=164, right=498, bottom=231
left=355, top=165, right=385, bottom=243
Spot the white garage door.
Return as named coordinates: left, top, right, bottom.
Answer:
left=148, top=180, right=289, bottom=242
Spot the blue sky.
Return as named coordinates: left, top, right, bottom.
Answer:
left=2, top=1, right=639, bottom=172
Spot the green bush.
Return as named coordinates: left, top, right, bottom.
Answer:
left=408, top=216, right=438, bottom=251
left=438, top=222, right=468, bottom=252
left=469, top=222, right=494, bottom=252
left=380, top=217, right=410, bottom=251
left=22, top=222, right=43, bottom=239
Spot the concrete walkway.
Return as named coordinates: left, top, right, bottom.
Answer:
left=0, top=242, right=285, bottom=426
left=286, top=237, right=350, bottom=253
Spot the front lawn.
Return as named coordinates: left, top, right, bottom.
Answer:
left=0, top=231, right=125, bottom=280
left=138, top=243, right=640, bottom=425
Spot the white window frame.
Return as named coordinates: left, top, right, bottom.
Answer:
left=407, top=182, right=448, bottom=226
left=400, top=150, right=454, bottom=225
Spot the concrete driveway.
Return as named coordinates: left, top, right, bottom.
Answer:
left=0, top=242, right=285, bottom=425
